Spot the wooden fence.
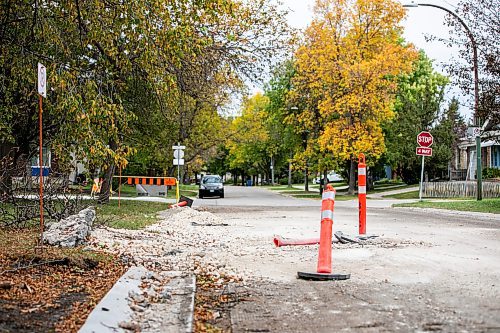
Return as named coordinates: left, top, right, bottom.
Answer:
left=422, top=181, right=500, bottom=198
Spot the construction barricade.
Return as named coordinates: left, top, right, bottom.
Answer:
left=113, top=175, right=180, bottom=207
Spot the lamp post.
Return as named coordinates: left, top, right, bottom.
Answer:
left=403, top=1, right=482, bottom=200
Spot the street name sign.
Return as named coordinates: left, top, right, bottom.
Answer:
left=172, top=145, right=185, bottom=166
left=173, top=149, right=184, bottom=160
left=416, top=147, right=433, bottom=157
left=38, top=63, right=46, bottom=98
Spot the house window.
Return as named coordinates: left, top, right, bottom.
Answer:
left=31, top=147, right=51, bottom=167
left=493, top=146, right=500, bottom=168
left=31, top=147, right=51, bottom=176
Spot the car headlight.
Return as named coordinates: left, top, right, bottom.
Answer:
left=218, top=185, right=223, bottom=189
left=200, top=185, right=206, bottom=190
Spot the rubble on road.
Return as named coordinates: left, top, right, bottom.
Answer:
left=86, top=206, right=243, bottom=332
left=43, top=207, right=95, bottom=247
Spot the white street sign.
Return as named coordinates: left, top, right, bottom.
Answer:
left=38, top=63, right=46, bottom=98
left=173, top=149, right=185, bottom=159
left=173, top=159, right=184, bottom=166
left=467, top=127, right=481, bottom=138
left=172, top=145, right=186, bottom=150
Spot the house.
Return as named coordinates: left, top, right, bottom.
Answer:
left=452, top=120, right=500, bottom=180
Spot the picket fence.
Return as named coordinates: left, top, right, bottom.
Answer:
left=422, top=181, right=500, bottom=198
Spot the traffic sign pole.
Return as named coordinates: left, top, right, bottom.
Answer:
left=39, top=94, right=44, bottom=246
left=416, top=131, right=433, bottom=202
left=419, top=155, right=425, bottom=201
left=37, top=63, right=46, bottom=248
left=476, top=135, right=482, bottom=201
left=177, top=143, right=180, bottom=184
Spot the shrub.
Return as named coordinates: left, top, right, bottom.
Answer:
left=483, top=167, right=500, bottom=179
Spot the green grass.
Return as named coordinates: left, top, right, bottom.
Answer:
left=1, top=199, right=169, bottom=230
left=375, top=179, right=405, bottom=185
left=179, top=184, right=199, bottom=191
left=370, top=184, right=416, bottom=193
left=280, top=191, right=357, bottom=201
left=113, top=184, right=197, bottom=199
left=95, top=200, right=169, bottom=229
left=113, top=184, right=137, bottom=197
left=291, top=194, right=321, bottom=199
left=167, top=189, right=198, bottom=199
left=394, top=198, right=500, bottom=214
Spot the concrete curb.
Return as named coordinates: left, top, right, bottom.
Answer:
left=79, top=267, right=197, bottom=333
left=79, top=266, right=146, bottom=333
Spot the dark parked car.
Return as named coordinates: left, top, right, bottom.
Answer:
left=199, top=175, right=224, bottom=198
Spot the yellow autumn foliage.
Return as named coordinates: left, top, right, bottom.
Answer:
left=292, top=0, right=418, bottom=163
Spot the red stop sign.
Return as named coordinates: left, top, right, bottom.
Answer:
left=417, top=131, right=433, bottom=147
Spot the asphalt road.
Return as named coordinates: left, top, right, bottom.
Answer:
left=193, top=185, right=319, bottom=207
left=194, top=185, right=500, bottom=332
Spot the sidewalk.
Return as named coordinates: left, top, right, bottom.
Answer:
left=367, top=185, right=419, bottom=199
left=291, top=184, right=419, bottom=198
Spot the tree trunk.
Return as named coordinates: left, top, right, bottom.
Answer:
left=98, top=138, right=118, bottom=204
left=98, top=164, right=115, bottom=204
left=271, top=156, right=274, bottom=185
left=348, top=159, right=356, bottom=195
left=304, top=165, right=309, bottom=192
left=288, top=156, right=292, bottom=188
left=367, top=167, right=374, bottom=191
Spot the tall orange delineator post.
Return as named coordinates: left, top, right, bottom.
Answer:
left=297, top=184, right=350, bottom=280
left=317, top=185, right=335, bottom=273
left=358, top=154, right=367, bottom=235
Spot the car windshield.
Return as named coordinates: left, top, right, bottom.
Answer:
left=202, top=176, right=221, bottom=184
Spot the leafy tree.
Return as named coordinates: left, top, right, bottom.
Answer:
left=227, top=93, right=270, bottom=180
left=0, top=0, right=292, bottom=202
left=289, top=0, right=417, bottom=194
left=264, top=60, right=302, bottom=186
left=441, top=0, right=499, bottom=124
left=384, top=51, right=449, bottom=183
left=427, top=98, right=466, bottom=180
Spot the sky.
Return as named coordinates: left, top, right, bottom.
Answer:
left=252, top=0, right=472, bottom=119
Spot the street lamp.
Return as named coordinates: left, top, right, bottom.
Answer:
left=403, top=1, right=482, bottom=200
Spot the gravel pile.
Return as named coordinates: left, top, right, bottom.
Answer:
left=87, top=207, right=245, bottom=332
left=88, top=207, right=240, bottom=276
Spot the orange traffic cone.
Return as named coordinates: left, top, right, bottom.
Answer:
left=169, top=200, right=187, bottom=208
left=317, top=185, right=335, bottom=273
left=297, top=184, right=350, bottom=281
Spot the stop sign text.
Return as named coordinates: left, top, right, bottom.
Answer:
left=417, top=131, right=433, bottom=148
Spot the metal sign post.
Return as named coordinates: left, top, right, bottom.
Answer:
left=416, top=131, right=433, bottom=202
left=172, top=144, right=185, bottom=185
left=37, top=63, right=46, bottom=246
left=419, top=156, right=425, bottom=201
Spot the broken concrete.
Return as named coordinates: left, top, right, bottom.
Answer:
left=43, top=207, right=95, bottom=247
